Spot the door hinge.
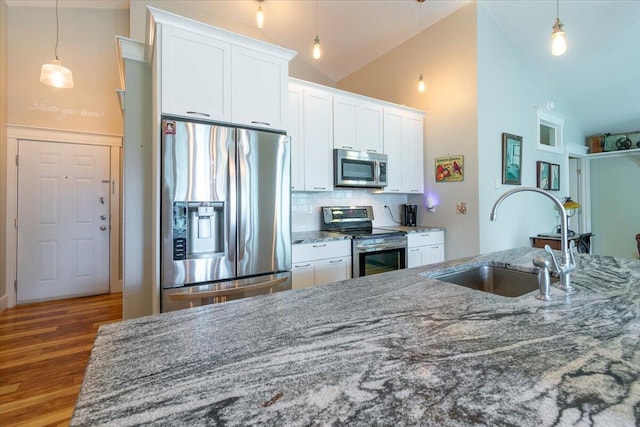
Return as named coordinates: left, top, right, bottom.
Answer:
left=576, top=168, right=582, bottom=175
left=15, top=155, right=19, bottom=166
left=14, top=279, right=17, bottom=292
left=14, top=218, right=18, bottom=229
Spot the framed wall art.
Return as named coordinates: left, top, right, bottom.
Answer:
left=435, top=155, right=464, bottom=182
left=502, top=133, right=522, bottom=185
left=550, top=163, right=560, bottom=191
left=537, top=161, right=550, bottom=190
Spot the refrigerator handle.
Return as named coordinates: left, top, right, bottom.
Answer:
left=237, top=131, right=248, bottom=261
left=227, top=133, right=237, bottom=264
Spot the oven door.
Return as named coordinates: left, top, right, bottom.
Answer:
left=353, top=236, right=407, bottom=278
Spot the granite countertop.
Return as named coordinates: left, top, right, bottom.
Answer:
left=71, top=248, right=640, bottom=426
left=377, top=225, right=446, bottom=233
left=292, top=230, right=351, bottom=244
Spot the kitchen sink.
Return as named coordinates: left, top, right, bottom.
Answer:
left=435, top=265, right=557, bottom=297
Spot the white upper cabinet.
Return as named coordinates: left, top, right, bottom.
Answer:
left=288, top=83, right=304, bottom=191
left=333, top=95, right=383, bottom=153
left=382, top=108, right=404, bottom=193
left=286, top=78, right=424, bottom=193
left=160, top=25, right=232, bottom=122
left=148, top=7, right=296, bottom=130
left=302, top=87, right=334, bottom=191
left=383, top=107, right=425, bottom=194
left=402, top=112, right=424, bottom=194
left=231, top=46, right=289, bottom=130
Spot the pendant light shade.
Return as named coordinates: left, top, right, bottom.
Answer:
left=551, top=19, right=567, bottom=56
left=312, top=0, right=321, bottom=60
left=256, top=0, right=264, bottom=29
left=313, top=36, right=321, bottom=60
left=41, top=0, right=73, bottom=88
left=551, top=0, right=567, bottom=56
left=40, top=59, right=74, bottom=89
left=416, top=0, right=425, bottom=93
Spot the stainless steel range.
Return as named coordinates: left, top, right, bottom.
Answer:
left=321, top=206, right=407, bottom=278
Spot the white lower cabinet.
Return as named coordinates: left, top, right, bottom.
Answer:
left=292, top=240, right=352, bottom=289
left=407, top=231, right=445, bottom=268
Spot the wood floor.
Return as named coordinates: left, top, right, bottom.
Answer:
left=0, top=293, right=122, bottom=427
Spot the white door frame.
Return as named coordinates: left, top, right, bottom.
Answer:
left=564, top=142, right=591, bottom=234
left=5, top=125, right=122, bottom=308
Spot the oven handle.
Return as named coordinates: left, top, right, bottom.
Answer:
left=356, top=242, right=407, bottom=252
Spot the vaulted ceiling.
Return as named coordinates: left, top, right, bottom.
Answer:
left=8, top=0, right=640, bottom=136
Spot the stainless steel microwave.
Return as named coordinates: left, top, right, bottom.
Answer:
left=334, top=149, right=388, bottom=188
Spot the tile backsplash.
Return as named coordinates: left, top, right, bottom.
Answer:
left=292, top=190, right=409, bottom=232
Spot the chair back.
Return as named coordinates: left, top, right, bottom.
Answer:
left=577, top=233, right=593, bottom=254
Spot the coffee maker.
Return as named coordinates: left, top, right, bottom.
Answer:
left=402, top=204, right=417, bottom=226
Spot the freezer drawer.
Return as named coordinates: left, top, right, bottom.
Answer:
left=161, top=272, right=291, bottom=312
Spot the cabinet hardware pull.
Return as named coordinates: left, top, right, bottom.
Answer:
left=186, top=111, right=211, bottom=117
left=409, top=248, right=420, bottom=252
left=251, top=121, right=271, bottom=126
left=295, top=263, right=311, bottom=268
left=329, top=259, right=343, bottom=263
left=313, top=187, right=326, bottom=190
left=366, top=149, right=377, bottom=153
left=342, top=145, right=353, bottom=149
left=421, top=233, right=430, bottom=237
left=312, top=244, right=327, bottom=248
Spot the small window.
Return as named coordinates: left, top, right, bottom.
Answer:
left=536, top=108, right=564, bottom=153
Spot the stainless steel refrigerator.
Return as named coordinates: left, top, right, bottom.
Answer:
left=160, top=118, right=291, bottom=312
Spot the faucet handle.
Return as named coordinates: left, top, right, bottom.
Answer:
left=544, top=244, right=560, bottom=272
left=568, top=240, right=577, bottom=269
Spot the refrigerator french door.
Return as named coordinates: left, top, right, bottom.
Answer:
left=160, top=118, right=291, bottom=312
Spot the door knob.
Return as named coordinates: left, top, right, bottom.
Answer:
left=100, top=225, right=107, bottom=231
left=100, top=215, right=107, bottom=220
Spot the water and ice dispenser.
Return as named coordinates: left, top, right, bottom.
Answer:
left=172, top=202, right=223, bottom=260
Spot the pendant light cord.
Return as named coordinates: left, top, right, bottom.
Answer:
left=54, top=0, right=60, bottom=60
left=315, top=0, right=318, bottom=36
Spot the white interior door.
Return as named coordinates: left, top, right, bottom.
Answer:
left=17, top=140, right=110, bottom=303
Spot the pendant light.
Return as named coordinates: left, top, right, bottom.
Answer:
left=551, top=0, right=567, bottom=56
left=417, top=0, right=425, bottom=92
left=256, top=0, right=265, bottom=29
left=313, top=0, right=321, bottom=59
left=40, top=0, right=73, bottom=89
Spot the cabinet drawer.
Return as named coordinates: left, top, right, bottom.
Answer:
left=293, top=240, right=351, bottom=262
left=407, top=231, right=444, bottom=247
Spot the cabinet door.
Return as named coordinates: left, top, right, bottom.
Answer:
left=315, top=257, right=351, bottom=285
left=161, top=25, right=231, bottom=121
left=422, top=244, right=444, bottom=265
left=292, top=263, right=315, bottom=290
left=288, top=83, right=304, bottom=191
left=358, top=101, right=384, bottom=153
left=382, top=108, right=403, bottom=193
left=303, top=88, right=333, bottom=191
left=407, top=247, right=422, bottom=268
left=232, top=46, right=288, bottom=130
left=402, top=112, right=424, bottom=194
left=333, top=95, right=358, bottom=150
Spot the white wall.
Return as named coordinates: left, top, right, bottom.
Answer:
left=476, top=3, right=585, bottom=254
left=122, top=58, right=154, bottom=319
left=0, top=0, right=8, bottom=310
left=339, top=3, right=479, bottom=261
left=292, top=191, right=408, bottom=232
left=590, top=155, right=640, bottom=259
left=7, top=6, right=128, bottom=134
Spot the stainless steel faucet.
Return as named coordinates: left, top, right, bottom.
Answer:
left=490, top=187, right=577, bottom=292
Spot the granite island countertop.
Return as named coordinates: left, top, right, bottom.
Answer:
left=71, top=248, right=640, bottom=426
